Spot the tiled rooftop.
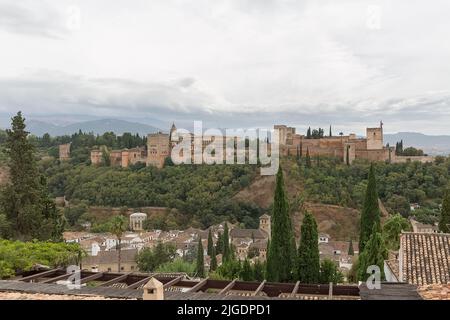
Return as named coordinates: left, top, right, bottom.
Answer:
left=400, top=232, right=450, bottom=285
left=418, top=283, right=450, bottom=300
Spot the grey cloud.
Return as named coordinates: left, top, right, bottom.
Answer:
left=0, top=1, right=68, bottom=38
left=1, top=70, right=450, bottom=134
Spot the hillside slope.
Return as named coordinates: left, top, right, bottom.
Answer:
left=233, top=166, right=360, bottom=240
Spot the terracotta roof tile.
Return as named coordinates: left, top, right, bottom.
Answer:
left=400, top=232, right=450, bottom=285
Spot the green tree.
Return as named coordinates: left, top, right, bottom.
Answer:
left=319, top=259, right=343, bottom=284
left=439, top=189, right=450, bottom=233
left=253, top=260, right=265, bottom=281
left=348, top=239, right=354, bottom=256
left=156, top=258, right=196, bottom=276
left=207, top=229, right=214, bottom=256
left=0, top=240, right=84, bottom=279
left=357, top=226, right=387, bottom=281
left=222, top=223, right=231, bottom=262
left=196, top=237, right=205, bottom=278
left=0, top=213, right=11, bottom=238
left=386, top=195, right=410, bottom=217
left=383, top=214, right=412, bottom=250
left=240, top=259, right=253, bottom=281
left=214, top=259, right=241, bottom=280
left=109, top=215, right=128, bottom=272
left=329, top=125, right=332, bottom=137
left=359, top=164, right=381, bottom=252
left=346, top=145, right=350, bottom=166
left=266, top=167, right=296, bottom=282
left=136, top=242, right=176, bottom=271
left=305, top=148, right=311, bottom=168
left=0, top=112, right=63, bottom=241
left=297, top=211, right=320, bottom=283
left=210, top=246, right=217, bottom=272
left=216, top=231, right=223, bottom=255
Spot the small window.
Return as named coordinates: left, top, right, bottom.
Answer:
left=107, top=268, right=111, bottom=272
left=131, top=266, right=135, bottom=270
left=121, top=267, right=125, bottom=271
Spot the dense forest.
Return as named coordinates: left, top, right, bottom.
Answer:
left=41, top=160, right=262, bottom=229
left=286, top=155, right=449, bottom=224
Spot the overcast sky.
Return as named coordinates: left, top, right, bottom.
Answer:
left=0, top=0, right=450, bottom=134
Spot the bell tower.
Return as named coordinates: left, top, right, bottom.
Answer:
left=259, top=214, right=271, bottom=240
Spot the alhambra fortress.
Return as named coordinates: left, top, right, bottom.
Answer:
left=59, top=122, right=433, bottom=167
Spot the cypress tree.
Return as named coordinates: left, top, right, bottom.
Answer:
left=266, top=166, right=296, bottom=282
left=329, top=125, right=332, bottom=137
left=223, top=223, right=231, bottom=262
left=439, top=189, right=450, bottom=233
left=1, top=112, right=63, bottom=240
left=216, top=231, right=223, bottom=255
left=348, top=239, right=354, bottom=256
left=357, top=226, right=387, bottom=281
left=305, top=148, right=311, bottom=168
left=297, top=212, right=320, bottom=283
left=196, top=237, right=205, bottom=278
left=210, top=247, right=217, bottom=271
left=299, top=142, right=303, bottom=159
left=296, top=145, right=300, bottom=161
left=359, top=164, right=381, bottom=252
left=307, top=127, right=311, bottom=139
left=207, top=229, right=214, bottom=256
left=346, top=145, right=350, bottom=166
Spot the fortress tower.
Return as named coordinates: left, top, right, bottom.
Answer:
left=147, top=132, right=170, bottom=168
left=366, top=121, right=383, bottom=150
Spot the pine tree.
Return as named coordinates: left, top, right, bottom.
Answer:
left=223, top=223, right=231, bottom=262
left=1, top=112, right=63, bottom=240
left=439, top=189, right=450, bottom=233
left=348, top=239, right=354, bottom=256
left=196, top=237, right=205, bottom=278
left=297, top=212, right=320, bottom=283
left=357, top=226, right=387, bottom=281
left=305, top=148, right=311, bottom=168
left=207, top=229, right=214, bottom=256
left=210, top=247, right=217, bottom=271
left=359, top=164, right=381, bottom=252
left=266, top=166, right=296, bottom=282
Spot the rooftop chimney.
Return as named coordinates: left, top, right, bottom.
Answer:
left=143, top=277, right=164, bottom=300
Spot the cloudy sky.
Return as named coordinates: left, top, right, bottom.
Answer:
left=0, top=0, right=450, bottom=134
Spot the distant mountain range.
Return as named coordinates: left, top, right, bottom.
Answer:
left=384, top=132, right=450, bottom=156
left=1, top=118, right=449, bottom=155
left=24, top=119, right=162, bottom=136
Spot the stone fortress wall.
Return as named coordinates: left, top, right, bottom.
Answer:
left=86, top=122, right=434, bottom=168
left=277, top=122, right=433, bottom=164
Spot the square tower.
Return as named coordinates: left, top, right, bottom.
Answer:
left=366, top=126, right=383, bottom=150
left=147, top=133, right=170, bottom=168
